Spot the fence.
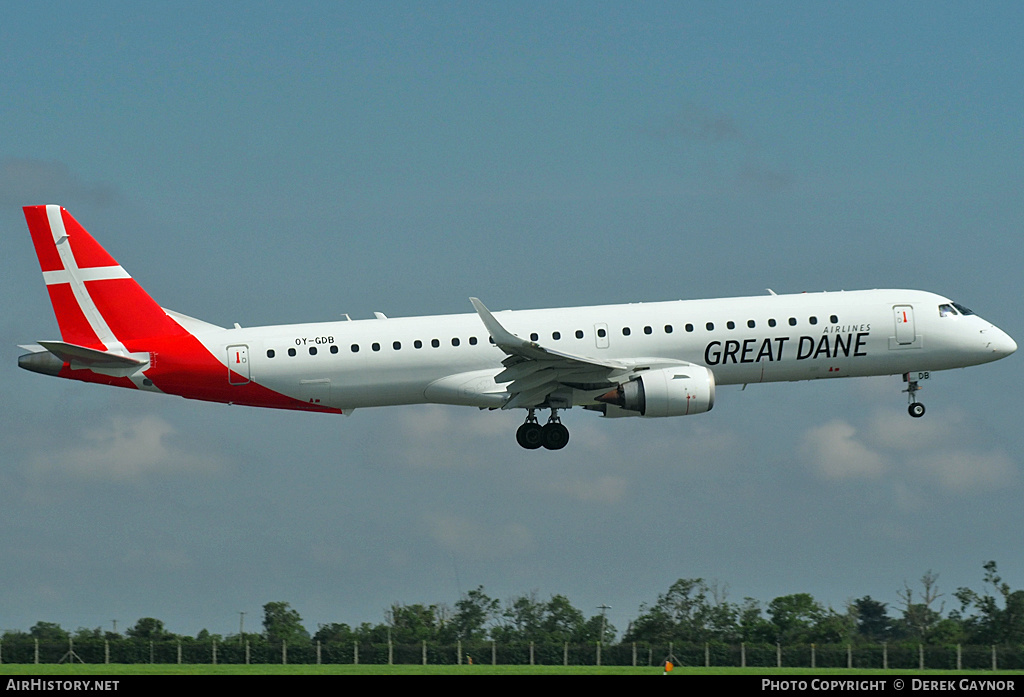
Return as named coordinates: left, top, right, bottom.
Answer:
left=2, top=638, right=1023, bottom=669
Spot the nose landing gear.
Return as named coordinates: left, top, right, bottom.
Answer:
left=903, top=372, right=926, bottom=418
left=516, top=408, right=570, bottom=450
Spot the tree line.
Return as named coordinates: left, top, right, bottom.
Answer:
left=4, top=561, right=1022, bottom=649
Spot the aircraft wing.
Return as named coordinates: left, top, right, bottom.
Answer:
left=470, top=298, right=632, bottom=409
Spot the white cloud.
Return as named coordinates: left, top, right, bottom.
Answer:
left=908, top=450, right=1015, bottom=492
left=546, top=475, right=629, bottom=504
left=423, top=512, right=534, bottom=558
left=800, top=410, right=1018, bottom=493
left=801, top=419, right=886, bottom=479
left=388, top=405, right=516, bottom=468
left=867, top=407, right=1016, bottom=492
left=867, top=409, right=947, bottom=451
left=29, top=415, right=224, bottom=481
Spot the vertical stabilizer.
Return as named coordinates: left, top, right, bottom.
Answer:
left=23, top=206, right=188, bottom=352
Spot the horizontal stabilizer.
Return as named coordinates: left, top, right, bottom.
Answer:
left=37, top=340, right=146, bottom=369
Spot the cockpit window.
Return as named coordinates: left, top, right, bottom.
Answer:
left=939, top=304, right=957, bottom=317
left=952, top=302, right=975, bottom=316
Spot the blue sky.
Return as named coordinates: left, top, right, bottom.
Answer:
left=2, top=2, right=1022, bottom=638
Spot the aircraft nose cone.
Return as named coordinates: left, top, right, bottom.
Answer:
left=988, top=327, right=1017, bottom=357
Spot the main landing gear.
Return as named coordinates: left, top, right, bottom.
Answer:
left=516, top=408, right=570, bottom=451
left=903, top=372, right=926, bottom=418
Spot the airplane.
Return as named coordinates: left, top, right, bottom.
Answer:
left=18, top=205, right=1017, bottom=450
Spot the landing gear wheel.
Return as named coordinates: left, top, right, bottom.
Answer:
left=902, top=373, right=926, bottom=419
left=516, top=422, right=544, bottom=449
left=541, top=422, right=570, bottom=450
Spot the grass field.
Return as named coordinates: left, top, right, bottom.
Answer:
left=2, top=664, right=1023, bottom=676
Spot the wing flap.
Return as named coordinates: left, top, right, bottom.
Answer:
left=505, top=384, right=561, bottom=410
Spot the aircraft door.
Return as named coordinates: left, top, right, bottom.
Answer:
left=227, top=345, right=250, bottom=384
left=893, top=306, right=915, bottom=345
left=595, top=323, right=610, bottom=349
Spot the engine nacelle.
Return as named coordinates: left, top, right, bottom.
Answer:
left=594, top=366, right=715, bottom=417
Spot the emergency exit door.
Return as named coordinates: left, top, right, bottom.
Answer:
left=227, top=345, right=250, bottom=384
left=893, top=306, right=915, bottom=345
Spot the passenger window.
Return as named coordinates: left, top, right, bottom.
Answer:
left=330, top=345, right=338, bottom=354
left=414, top=340, right=423, bottom=349
left=452, top=338, right=460, bottom=347
left=267, top=349, right=275, bottom=358
left=575, top=330, right=584, bottom=339
left=644, top=326, right=652, bottom=335
left=809, top=316, right=818, bottom=325
left=431, top=339, right=440, bottom=348
left=469, top=337, right=478, bottom=345
left=747, top=320, right=755, bottom=328
left=622, top=327, right=631, bottom=336
left=768, top=318, right=777, bottom=327
left=351, top=344, right=359, bottom=353
left=372, top=343, right=380, bottom=352
left=685, top=324, right=694, bottom=332
left=597, top=328, right=607, bottom=338
left=551, top=332, right=560, bottom=340
left=830, top=315, right=839, bottom=323
left=727, top=321, right=735, bottom=330
left=530, top=332, right=538, bottom=341
left=393, top=341, right=401, bottom=350
left=664, top=325, right=673, bottom=333
left=789, top=317, right=797, bottom=326
left=288, top=348, right=296, bottom=357
left=309, top=346, right=317, bottom=355
left=706, top=322, right=714, bottom=331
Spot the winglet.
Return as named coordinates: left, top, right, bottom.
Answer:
left=469, top=297, right=627, bottom=370
left=469, top=297, right=532, bottom=351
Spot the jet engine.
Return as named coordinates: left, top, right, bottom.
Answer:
left=593, top=366, right=715, bottom=417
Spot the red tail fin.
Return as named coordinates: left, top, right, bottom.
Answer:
left=23, top=206, right=188, bottom=351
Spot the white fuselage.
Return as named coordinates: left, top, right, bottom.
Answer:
left=191, top=289, right=1015, bottom=412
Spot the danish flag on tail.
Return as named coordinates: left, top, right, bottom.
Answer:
left=24, top=205, right=190, bottom=349
left=19, top=206, right=338, bottom=413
